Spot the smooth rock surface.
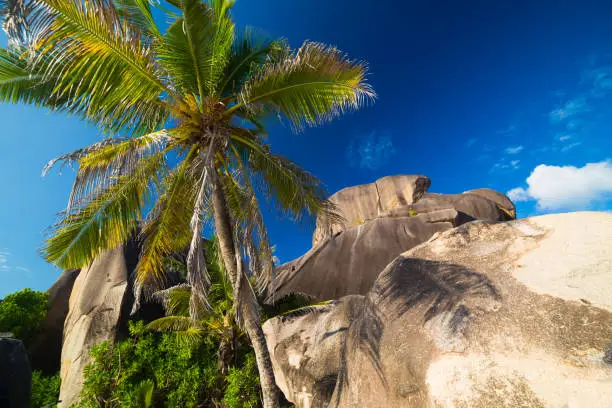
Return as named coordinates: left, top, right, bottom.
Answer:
left=266, top=210, right=455, bottom=303
left=264, top=212, right=612, bottom=408
left=29, top=268, right=80, bottom=374
left=58, top=242, right=139, bottom=408
left=0, top=337, right=31, bottom=408
left=312, top=175, right=431, bottom=245
left=269, top=177, right=514, bottom=303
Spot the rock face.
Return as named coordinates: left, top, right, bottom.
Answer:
left=0, top=336, right=32, bottom=408
left=263, top=212, right=612, bottom=408
left=29, top=269, right=80, bottom=374
left=58, top=240, right=140, bottom=408
left=312, top=175, right=431, bottom=246
left=267, top=176, right=515, bottom=303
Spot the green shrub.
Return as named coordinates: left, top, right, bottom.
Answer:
left=31, top=370, right=60, bottom=408
left=0, top=289, right=48, bottom=347
left=223, top=353, right=261, bottom=408
left=76, top=321, right=225, bottom=408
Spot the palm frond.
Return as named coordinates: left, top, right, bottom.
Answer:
left=113, top=0, right=161, bottom=39
left=232, top=134, right=342, bottom=224
left=227, top=146, right=275, bottom=294
left=147, top=315, right=199, bottom=332
left=219, top=25, right=277, bottom=96
left=31, top=0, right=169, bottom=134
left=231, top=41, right=375, bottom=131
left=151, top=283, right=191, bottom=315
left=0, top=47, right=57, bottom=105
left=147, top=315, right=205, bottom=347
left=43, top=153, right=166, bottom=269
left=44, top=130, right=170, bottom=211
left=157, top=0, right=234, bottom=100
left=137, top=149, right=198, bottom=285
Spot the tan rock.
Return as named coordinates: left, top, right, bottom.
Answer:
left=264, top=212, right=612, bottom=408
left=266, top=210, right=455, bottom=303
left=58, top=247, right=132, bottom=407
left=312, top=175, right=431, bottom=245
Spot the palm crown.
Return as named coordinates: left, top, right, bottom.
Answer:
left=0, top=1, right=374, bottom=405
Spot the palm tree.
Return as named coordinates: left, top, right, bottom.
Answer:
left=0, top=1, right=374, bottom=406
left=149, top=240, right=246, bottom=377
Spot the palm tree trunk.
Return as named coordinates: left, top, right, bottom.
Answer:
left=211, top=174, right=280, bottom=408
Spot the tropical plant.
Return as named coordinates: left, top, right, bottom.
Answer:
left=76, top=321, right=227, bottom=408
left=0, top=1, right=374, bottom=406
left=148, top=240, right=246, bottom=376
left=0, top=288, right=48, bottom=347
left=31, top=370, right=61, bottom=408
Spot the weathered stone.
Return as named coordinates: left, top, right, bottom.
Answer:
left=58, top=241, right=139, bottom=408
left=312, top=175, right=431, bottom=245
left=0, top=337, right=31, bottom=408
left=267, top=211, right=454, bottom=303
left=264, top=212, right=612, bottom=408
left=29, top=269, right=80, bottom=374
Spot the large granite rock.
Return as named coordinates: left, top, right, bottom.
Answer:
left=58, top=240, right=139, bottom=408
left=312, top=175, right=431, bottom=246
left=263, top=212, right=612, bottom=408
left=266, top=210, right=458, bottom=302
left=29, top=269, right=80, bottom=374
left=0, top=336, right=31, bottom=408
left=268, top=177, right=515, bottom=303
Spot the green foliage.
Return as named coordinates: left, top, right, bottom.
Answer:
left=0, top=288, right=48, bottom=346
left=223, top=353, right=260, bottom=408
left=76, top=320, right=259, bottom=407
left=31, top=370, right=60, bottom=408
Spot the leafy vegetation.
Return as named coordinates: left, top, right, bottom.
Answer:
left=0, top=288, right=48, bottom=347
left=0, top=288, right=60, bottom=407
left=76, top=321, right=258, bottom=408
left=31, top=370, right=61, bottom=408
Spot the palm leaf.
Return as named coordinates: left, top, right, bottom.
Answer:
left=219, top=27, right=283, bottom=96
left=44, top=130, right=171, bottom=211
left=43, top=153, right=166, bottom=269
left=0, top=47, right=58, bottom=105
left=157, top=0, right=234, bottom=100
left=231, top=41, right=375, bottom=130
left=137, top=149, right=198, bottom=285
left=32, top=0, right=169, bottom=134
left=113, top=0, right=161, bottom=39
left=232, top=134, right=341, bottom=224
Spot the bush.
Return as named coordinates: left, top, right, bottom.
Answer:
left=223, top=353, right=261, bottom=408
left=76, top=321, right=228, bottom=407
left=0, top=288, right=48, bottom=347
left=31, top=370, right=60, bottom=408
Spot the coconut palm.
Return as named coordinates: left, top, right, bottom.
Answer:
left=149, top=240, right=246, bottom=377
left=0, top=0, right=374, bottom=406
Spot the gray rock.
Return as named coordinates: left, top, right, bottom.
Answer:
left=266, top=210, right=455, bottom=303
left=264, top=212, right=612, bottom=408
left=268, top=177, right=514, bottom=304
left=312, top=175, right=431, bottom=246
left=0, top=337, right=31, bottom=408
left=29, top=269, right=80, bottom=374
left=58, top=240, right=140, bottom=408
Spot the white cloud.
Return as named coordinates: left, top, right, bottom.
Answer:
left=0, top=248, right=29, bottom=273
left=560, top=141, right=582, bottom=152
left=549, top=97, right=589, bottom=123
left=507, top=160, right=612, bottom=210
left=505, top=145, right=524, bottom=154
left=347, top=131, right=396, bottom=170
left=465, top=138, right=478, bottom=147
left=491, top=159, right=520, bottom=173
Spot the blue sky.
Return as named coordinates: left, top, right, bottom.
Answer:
left=2, top=0, right=612, bottom=297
